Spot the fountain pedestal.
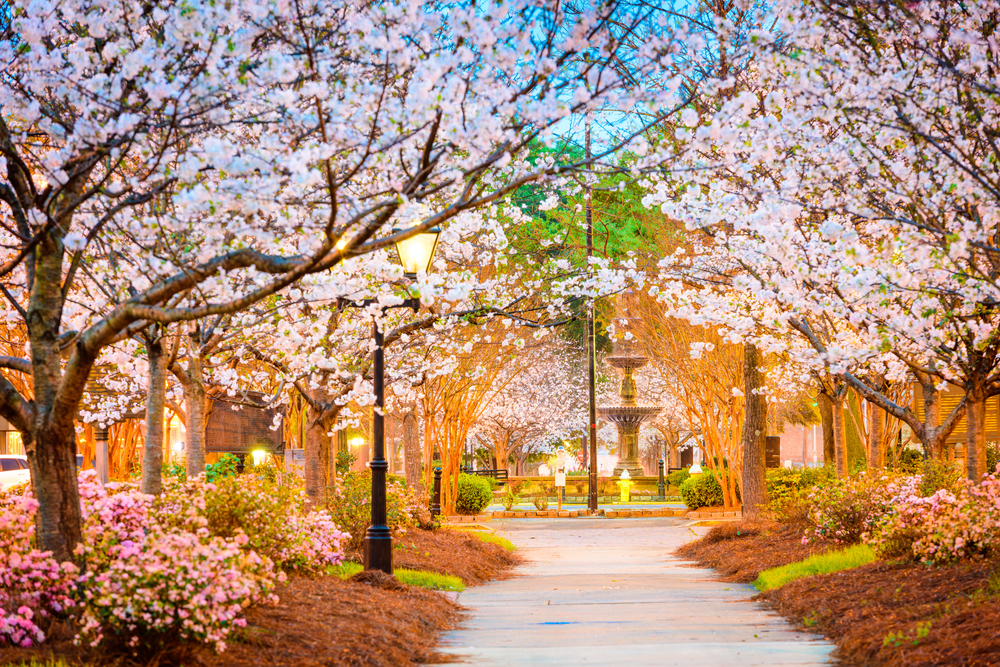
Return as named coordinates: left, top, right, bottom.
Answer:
left=598, top=349, right=661, bottom=477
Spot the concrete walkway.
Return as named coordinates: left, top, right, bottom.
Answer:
left=435, top=517, right=832, bottom=667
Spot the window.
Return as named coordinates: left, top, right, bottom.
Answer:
left=1, top=459, right=19, bottom=471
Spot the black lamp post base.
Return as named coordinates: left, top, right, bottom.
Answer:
left=363, top=533, right=394, bottom=574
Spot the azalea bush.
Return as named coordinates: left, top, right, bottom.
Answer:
left=0, top=492, right=79, bottom=647
left=872, top=466, right=1000, bottom=564
left=806, top=473, right=920, bottom=544
left=325, top=471, right=417, bottom=551
left=158, top=475, right=347, bottom=572
left=76, top=530, right=279, bottom=657
left=2, top=470, right=350, bottom=654
left=766, top=467, right=833, bottom=525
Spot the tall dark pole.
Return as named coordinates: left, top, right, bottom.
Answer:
left=586, top=117, right=599, bottom=514
left=364, top=313, right=393, bottom=573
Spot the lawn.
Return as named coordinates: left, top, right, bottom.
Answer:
left=755, top=544, right=877, bottom=592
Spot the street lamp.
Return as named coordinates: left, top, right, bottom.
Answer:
left=346, top=225, right=439, bottom=575
left=392, top=226, right=441, bottom=279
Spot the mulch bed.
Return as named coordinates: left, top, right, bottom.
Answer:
left=1, top=527, right=520, bottom=667
left=674, top=520, right=832, bottom=583
left=388, top=527, right=522, bottom=585
left=678, top=520, right=1000, bottom=666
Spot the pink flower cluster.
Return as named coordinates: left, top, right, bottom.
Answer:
left=0, top=492, right=79, bottom=647
left=2, top=470, right=350, bottom=652
left=873, top=466, right=1000, bottom=564
left=806, top=473, right=921, bottom=544
left=76, top=529, right=279, bottom=652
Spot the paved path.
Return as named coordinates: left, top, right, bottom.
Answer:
left=435, top=518, right=832, bottom=667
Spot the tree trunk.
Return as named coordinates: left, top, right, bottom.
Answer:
left=867, top=400, right=884, bottom=469
left=818, top=392, right=836, bottom=465
left=740, top=344, right=768, bottom=519
left=183, top=353, right=207, bottom=479
left=305, top=407, right=333, bottom=503
left=919, top=375, right=942, bottom=459
left=142, top=336, right=167, bottom=494
left=831, top=396, right=849, bottom=478
left=25, top=426, right=83, bottom=563
left=402, top=405, right=422, bottom=496
left=966, top=388, right=987, bottom=481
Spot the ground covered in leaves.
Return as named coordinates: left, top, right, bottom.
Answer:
left=0, top=527, right=520, bottom=667
left=678, top=520, right=1000, bottom=666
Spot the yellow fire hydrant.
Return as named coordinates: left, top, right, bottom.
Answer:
left=616, top=469, right=634, bottom=503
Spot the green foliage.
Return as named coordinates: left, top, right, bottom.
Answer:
left=204, top=453, right=240, bottom=482
left=754, top=545, right=877, bottom=592
left=883, top=621, right=932, bottom=648
left=987, top=443, right=999, bottom=475
left=246, top=455, right=279, bottom=483
left=889, top=448, right=924, bottom=474
left=328, top=562, right=363, bottom=578
left=336, top=449, right=357, bottom=474
left=455, top=474, right=493, bottom=515
left=667, top=468, right=691, bottom=488
left=918, top=459, right=963, bottom=496
left=766, top=467, right=833, bottom=525
left=324, top=470, right=416, bottom=550
left=679, top=473, right=724, bottom=509
left=502, top=482, right=522, bottom=511
left=162, top=460, right=186, bottom=482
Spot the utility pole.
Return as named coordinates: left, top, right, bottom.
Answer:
left=586, top=117, right=599, bottom=515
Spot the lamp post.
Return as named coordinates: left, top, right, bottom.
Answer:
left=343, top=225, right=440, bottom=575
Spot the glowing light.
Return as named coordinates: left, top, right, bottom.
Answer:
left=251, top=449, right=267, bottom=466
left=349, top=436, right=365, bottom=447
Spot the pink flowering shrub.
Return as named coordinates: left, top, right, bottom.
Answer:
left=76, top=529, right=280, bottom=656
left=157, top=475, right=348, bottom=572
left=2, top=469, right=351, bottom=655
left=872, top=466, right=1000, bottom=564
left=806, top=473, right=920, bottom=543
left=0, top=492, right=79, bottom=647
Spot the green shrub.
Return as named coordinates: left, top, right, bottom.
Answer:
left=532, top=493, right=549, bottom=510
left=918, top=458, right=963, bottom=496
left=502, top=481, right=522, bottom=510
left=667, top=469, right=690, bottom=488
left=766, top=467, right=833, bottom=524
left=204, top=453, right=240, bottom=482
left=325, top=470, right=416, bottom=550
left=336, top=449, right=357, bottom=474
left=679, top=473, right=724, bottom=509
left=987, top=443, right=998, bottom=475
left=455, top=474, right=493, bottom=515
left=754, top=544, right=877, bottom=592
left=889, top=448, right=924, bottom=474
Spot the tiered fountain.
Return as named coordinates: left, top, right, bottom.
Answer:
left=598, top=333, right=662, bottom=477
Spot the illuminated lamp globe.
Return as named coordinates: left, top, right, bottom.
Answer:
left=392, top=225, right=441, bottom=278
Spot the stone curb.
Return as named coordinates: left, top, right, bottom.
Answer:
left=684, top=509, right=743, bottom=520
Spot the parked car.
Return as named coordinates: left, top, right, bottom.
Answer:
left=0, top=455, right=30, bottom=490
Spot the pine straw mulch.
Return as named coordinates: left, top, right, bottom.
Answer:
left=388, top=526, right=522, bottom=585
left=0, top=526, right=521, bottom=667
left=677, top=520, right=1000, bottom=666
left=674, top=520, right=833, bottom=583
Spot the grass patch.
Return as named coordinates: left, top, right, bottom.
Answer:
left=442, top=524, right=489, bottom=532
left=396, top=568, right=465, bottom=591
left=754, top=544, right=877, bottom=592
left=326, top=562, right=464, bottom=591
left=468, top=531, right=517, bottom=552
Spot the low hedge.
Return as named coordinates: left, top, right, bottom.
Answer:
left=680, top=473, right=725, bottom=509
